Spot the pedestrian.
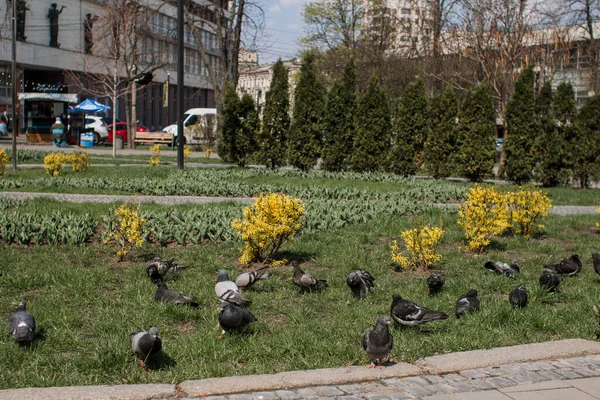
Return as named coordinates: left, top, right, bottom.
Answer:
left=51, top=117, right=67, bottom=147
left=0, top=111, right=9, bottom=136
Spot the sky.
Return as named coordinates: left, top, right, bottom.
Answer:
left=253, top=0, right=306, bottom=64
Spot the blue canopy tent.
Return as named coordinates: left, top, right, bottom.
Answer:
left=67, top=99, right=111, bottom=146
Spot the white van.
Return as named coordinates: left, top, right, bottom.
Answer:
left=163, top=108, right=217, bottom=144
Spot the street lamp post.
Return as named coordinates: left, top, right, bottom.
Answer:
left=11, top=0, right=18, bottom=171
left=177, top=0, right=184, bottom=170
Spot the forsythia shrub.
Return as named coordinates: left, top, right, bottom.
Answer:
left=0, top=149, right=8, bottom=176
left=68, top=151, right=90, bottom=172
left=231, top=192, right=305, bottom=264
left=103, top=202, right=146, bottom=261
left=149, top=144, right=161, bottom=166
left=506, top=186, right=552, bottom=238
left=391, top=222, right=444, bottom=270
left=204, top=146, right=213, bottom=159
left=184, top=145, right=193, bottom=158
left=44, top=152, right=69, bottom=177
left=458, top=185, right=511, bottom=252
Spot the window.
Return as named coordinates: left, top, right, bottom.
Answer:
left=401, top=8, right=411, bottom=14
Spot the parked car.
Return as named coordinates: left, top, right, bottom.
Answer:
left=85, top=116, right=109, bottom=144
left=107, top=122, right=149, bottom=143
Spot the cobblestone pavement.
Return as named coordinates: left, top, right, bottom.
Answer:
left=186, top=355, right=600, bottom=400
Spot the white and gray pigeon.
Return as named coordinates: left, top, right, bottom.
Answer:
left=455, top=289, right=480, bottom=318
left=146, top=256, right=188, bottom=283
left=347, top=269, right=375, bottom=299
left=544, top=254, right=582, bottom=276
left=427, top=271, right=445, bottom=295
left=218, top=301, right=257, bottom=338
left=362, top=315, right=393, bottom=368
left=7, top=301, right=35, bottom=344
left=484, top=260, right=520, bottom=278
left=130, top=326, right=162, bottom=367
left=234, top=266, right=270, bottom=289
left=292, top=261, right=328, bottom=291
left=215, top=269, right=251, bottom=306
left=155, top=282, right=199, bottom=308
left=390, top=294, right=448, bottom=327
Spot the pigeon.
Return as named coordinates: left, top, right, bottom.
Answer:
left=234, top=266, right=270, bottom=289
left=455, top=289, right=480, bottom=318
left=215, top=269, right=251, bottom=306
left=427, top=271, right=445, bottom=295
left=539, top=270, right=562, bottom=292
left=292, top=261, right=328, bottom=291
left=346, top=269, right=375, bottom=299
left=484, top=260, right=520, bottom=278
left=218, top=301, right=257, bottom=338
left=146, top=256, right=188, bottom=283
left=155, top=282, right=199, bottom=308
left=509, top=285, right=528, bottom=308
left=544, top=254, right=582, bottom=276
left=362, top=315, right=393, bottom=368
left=390, top=294, right=448, bottom=327
left=592, top=253, right=600, bottom=277
left=130, top=326, right=162, bottom=367
left=7, top=301, right=35, bottom=344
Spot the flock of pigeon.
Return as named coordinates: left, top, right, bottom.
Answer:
left=7, top=253, right=600, bottom=370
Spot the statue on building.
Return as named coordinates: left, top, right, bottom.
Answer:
left=47, top=3, right=66, bottom=48
left=84, top=13, right=99, bottom=54
left=15, top=0, right=29, bottom=41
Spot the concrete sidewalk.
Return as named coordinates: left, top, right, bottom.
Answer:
left=1, top=339, right=600, bottom=400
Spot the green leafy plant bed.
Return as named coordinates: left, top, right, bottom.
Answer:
left=0, top=211, right=598, bottom=389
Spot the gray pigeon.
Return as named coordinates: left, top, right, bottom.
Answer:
left=155, top=282, right=199, bottom=308
left=539, top=270, right=562, bottom=292
left=544, top=254, right=582, bottom=276
left=455, top=289, right=480, bottom=318
left=362, top=315, right=393, bottom=368
left=234, top=266, right=270, bottom=289
left=215, top=269, right=251, bottom=306
left=509, top=285, right=528, bottom=308
left=390, top=294, right=448, bottom=326
left=218, top=301, right=257, bottom=338
left=130, top=326, right=162, bottom=367
left=7, top=301, right=35, bottom=344
left=484, top=260, right=520, bottom=278
left=146, top=256, right=188, bottom=283
left=593, top=253, right=600, bottom=277
left=292, top=261, right=328, bottom=291
left=346, top=269, right=375, bottom=299
left=427, top=271, right=445, bottom=295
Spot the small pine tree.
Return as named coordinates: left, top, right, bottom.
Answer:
left=573, top=94, right=600, bottom=188
left=388, top=78, right=429, bottom=176
left=287, top=51, right=326, bottom=171
left=217, top=82, right=241, bottom=163
left=423, top=84, right=458, bottom=179
left=321, top=58, right=356, bottom=171
left=237, top=93, right=260, bottom=167
left=351, top=73, right=392, bottom=172
left=503, top=66, right=539, bottom=184
left=554, top=81, right=577, bottom=182
left=455, top=84, right=496, bottom=182
left=258, top=59, right=291, bottom=169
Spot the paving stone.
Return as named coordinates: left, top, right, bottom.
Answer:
left=362, top=382, right=389, bottom=393
left=387, top=392, right=414, bottom=400
left=537, top=370, right=567, bottom=380
left=337, top=396, right=365, bottom=400
left=275, top=390, right=301, bottom=399
left=313, top=386, right=344, bottom=397
left=363, top=394, right=391, bottom=400
left=572, top=368, right=600, bottom=377
left=442, top=374, right=467, bottom=382
left=564, top=357, right=594, bottom=367
left=477, top=367, right=504, bottom=377
left=498, top=365, right=524, bottom=374
left=251, top=391, right=278, bottom=400
left=382, top=378, right=410, bottom=390
left=402, top=386, right=434, bottom=397
left=532, top=361, right=556, bottom=370
left=507, top=387, right=597, bottom=400
left=516, top=363, right=541, bottom=371
left=202, top=397, right=228, bottom=400
left=459, top=370, right=486, bottom=379
left=422, top=375, right=447, bottom=384
left=506, top=373, right=538, bottom=384
left=486, top=377, right=518, bottom=388
left=229, top=395, right=254, bottom=400
left=424, top=384, right=456, bottom=395
left=445, top=381, right=475, bottom=393
left=553, top=369, right=583, bottom=379
left=337, top=384, right=365, bottom=394
left=469, top=379, right=497, bottom=390
left=550, top=360, right=577, bottom=369
left=403, top=376, right=430, bottom=386
left=296, top=388, right=319, bottom=398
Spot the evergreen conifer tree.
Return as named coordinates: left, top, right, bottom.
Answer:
left=423, top=84, right=458, bottom=179
left=351, top=73, right=391, bottom=172
left=503, top=66, right=539, bottom=184
left=321, top=58, right=356, bottom=171
left=573, top=94, right=600, bottom=188
left=455, top=84, right=496, bottom=182
left=287, top=51, right=326, bottom=171
left=217, top=82, right=241, bottom=163
left=258, top=59, right=290, bottom=169
left=388, top=78, right=429, bottom=176
left=553, top=82, right=577, bottom=184
left=236, top=93, right=260, bottom=167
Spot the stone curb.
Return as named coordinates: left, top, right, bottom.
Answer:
left=0, top=383, right=176, bottom=400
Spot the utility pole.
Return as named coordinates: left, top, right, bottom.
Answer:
left=177, top=0, right=184, bottom=170
left=11, top=0, right=18, bottom=171
left=131, top=71, right=137, bottom=149
left=112, top=61, right=117, bottom=158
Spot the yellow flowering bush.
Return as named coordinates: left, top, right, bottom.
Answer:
left=596, top=207, right=600, bottom=232
left=68, top=151, right=90, bottom=172
left=184, top=145, right=193, bottom=158
left=204, top=146, right=213, bottom=159
left=458, top=185, right=511, bottom=252
left=149, top=144, right=161, bottom=166
left=505, top=186, right=552, bottom=238
left=391, top=222, right=445, bottom=270
left=232, top=193, right=305, bottom=264
left=0, top=149, right=8, bottom=176
left=44, top=152, right=69, bottom=177
left=103, top=202, right=146, bottom=261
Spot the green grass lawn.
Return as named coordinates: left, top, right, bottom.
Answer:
left=1, top=205, right=599, bottom=389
